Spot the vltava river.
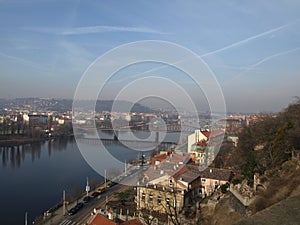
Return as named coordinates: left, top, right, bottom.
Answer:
left=0, top=130, right=186, bottom=224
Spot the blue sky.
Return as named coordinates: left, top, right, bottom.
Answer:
left=0, top=0, right=300, bottom=112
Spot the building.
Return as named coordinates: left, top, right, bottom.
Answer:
left=227, top=135, right=239, bottom=147
left=28, top=114, right=49, bottom=127
left=137, top=153, right=201, bottom=217
left=88, top=212, right=142, bottom=225
left=225, top=116, right=245, bottom=134
left=188, top=129, right=224, bottom=166
left=136, top=150, right=235, bottom=224
left=190, top=141, right=216, bottom=165
left=89, top=213, right=117, bottom=225
left=197, top=167, right=233, bottom=196
left=187, top=130, right=208, bottom=153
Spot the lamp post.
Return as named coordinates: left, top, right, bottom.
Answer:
left=62, top=190, right=66, bottom=216
left=105, top=169, right=107, bottom=188
left=86, top=177, right=90, bottom=196
left=24, top=212, right=27, bottom=225
left=125, top=160, right=127, bottom=176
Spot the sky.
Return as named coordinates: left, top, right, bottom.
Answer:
left=0, top=0, right=300, bottom=113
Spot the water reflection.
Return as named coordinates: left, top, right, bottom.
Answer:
left=0, top=137, right=72, bottom=168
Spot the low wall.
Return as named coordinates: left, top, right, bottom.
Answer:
left=229, top=187, right=254, bottom=217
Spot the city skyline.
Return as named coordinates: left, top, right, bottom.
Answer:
left=1, top=0, right=300, bottom=113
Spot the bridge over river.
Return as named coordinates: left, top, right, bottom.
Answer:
left=74, top=127, right=190, bottom=150
left=76, top=137, right=178, bottom=150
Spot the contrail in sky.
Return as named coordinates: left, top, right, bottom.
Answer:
left=223, top=47, right=300, bottom=85
left=249, top=47, right=300, bottom=68
left=201, top=23, right=290, bottom=57
left=24, top=25, right=170, bottom=35
left=0, top=51, right=48, bottom=71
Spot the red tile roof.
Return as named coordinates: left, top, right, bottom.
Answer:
left=193, top=141, right=208, bottom=147
left=202, top=130, right=224, bottom=139
left=151, top=153, right=168, bottom=165
left=89, top=214, right=117, bottom=225
left=201, top=131, right=211, bottom=139
left=145, top=154, right=191, bottom=182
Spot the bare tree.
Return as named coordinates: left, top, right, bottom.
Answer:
left=161, top=188, right=183, bottom=225
left=138, top=206, right=158, bottom=225
left=137, top=185, right=185, bottom=225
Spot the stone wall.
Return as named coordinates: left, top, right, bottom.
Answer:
left=229, top=191, right=250, bottom=217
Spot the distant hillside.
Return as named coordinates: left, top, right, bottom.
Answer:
left=0, top=98, right=155, bottom=113
left=95, top=100, right=155, bottom=113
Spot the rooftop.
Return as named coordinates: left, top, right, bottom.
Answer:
left=89, top=214, right=117, bottom=225
left=198, top=167, right=233, bottom=181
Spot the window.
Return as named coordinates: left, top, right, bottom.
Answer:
left=166, top=198, right=170, bottom=206
left=169, top=179, right=173, bottom=187
left=141, top=193, right=145, bottom=202
left=201, top=179, right=206, bottom=183
left=157, top=196, right=162, bottom=205
left=149, top=194, right=153, bottom=202
left=214, top=180, right=218, bottom=185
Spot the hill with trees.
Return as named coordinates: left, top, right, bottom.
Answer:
left=226, top=99, right=300, bottom=214
left=234, top=99, right=300, bottom=181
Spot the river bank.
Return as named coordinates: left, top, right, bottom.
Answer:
left=0, top=138, right=49, bottom=147
left=0, top=137, right=47, bottom=146
left=0, top=134, right=74, bottom=147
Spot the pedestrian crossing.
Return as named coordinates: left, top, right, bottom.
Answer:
left=59, top=219, right=77, bottom=225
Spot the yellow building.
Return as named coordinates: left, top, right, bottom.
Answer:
left=136, top=153, right=201, bottom=216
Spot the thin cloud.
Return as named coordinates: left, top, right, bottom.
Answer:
left=110, top=58, right=186, bottom=84
left=249, top=47, right=300, bottom=68
left=210, top=64, right=261, bottom=71
left=223, top=47, right=300, bottom=85
left=0, top=51, right=49, bottom=71
left=201, top=23, right=290, bottom=57
left=24, top=25, right=170, bottom=35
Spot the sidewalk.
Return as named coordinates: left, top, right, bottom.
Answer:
left=33, top=198, right=79, bottom=225
left=33, top=167, right=137, bottom=225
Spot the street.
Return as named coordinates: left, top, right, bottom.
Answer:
left=40, top=165, right=148, bottom=225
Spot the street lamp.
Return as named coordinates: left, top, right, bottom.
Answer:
left=86, top=177, right=90, bottom=196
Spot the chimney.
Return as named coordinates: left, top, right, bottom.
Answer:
left=210, top=169, right=213, bottom=173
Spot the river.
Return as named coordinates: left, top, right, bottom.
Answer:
left=0, top=130, right=188, bottom=225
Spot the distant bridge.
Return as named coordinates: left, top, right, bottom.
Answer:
left=97, top=124, right=199, bottom=133
left=76, top=137, right=177, bottom=150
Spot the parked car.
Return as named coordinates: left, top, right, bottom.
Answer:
left=96, top=187, right=106, bottom=194
left=75, top=202, right=84, bottom=210
left=68, top=208, right=77, bottom=216
left=91, top=191, right=100, bottom=198
left=110, top=181, right=117, bottom=187
left=83, top=196, right=91, bottom=204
